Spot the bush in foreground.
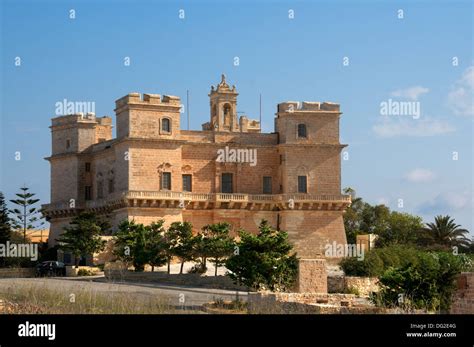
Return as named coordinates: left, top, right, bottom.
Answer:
left=225, top=220, right=298, bottom=292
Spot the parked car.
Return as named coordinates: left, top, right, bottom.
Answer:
left=35, top=261, right=66, bottom=277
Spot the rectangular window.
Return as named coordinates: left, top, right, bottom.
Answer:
left=297, top=176, right=307, bottom=193
left=162, top=172, right=171, bottom=190
left=221, top=173, right=233, bottom=193
left=66, top=139, right=71, bottom=149
left=85, top=162, right=91, bottom=172
left=263, top=176, right=272, bottom=194
left=85, top=186, right=92, bottom=200
left=162, top=118, right=171, bottom=132
left=182, top=174, right=192, bottom=192
left=108, top=179, right=115, bottom=193
left=297, top=124, right=307, bottom=138
left=97, top=181, right=104, bottom=199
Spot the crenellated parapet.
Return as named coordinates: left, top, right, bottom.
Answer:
left=277, top=101, right=340, bottom=113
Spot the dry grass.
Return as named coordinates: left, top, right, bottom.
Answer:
left=0, top=284, right=199, bottom=314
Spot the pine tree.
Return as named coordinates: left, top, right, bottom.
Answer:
left=9, top=186, right=44, bottom=243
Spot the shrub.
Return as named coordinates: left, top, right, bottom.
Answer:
left=226, top=220, right=298, bottom=292
left=373, top=252, right=471, bottom=312
left=77, top=269, right=94, bottom=276
left=340, top=245, right=420, bottom=277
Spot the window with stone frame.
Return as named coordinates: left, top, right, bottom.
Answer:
left=162, top=118, right=171, bottom=133
left=221, top=173, right=233, bottom=193
left=263, top=176, right=272, bottom=194
left=297, top=175, right=307, bottom=193
left=182, top=174, right=192, bottom=192
left=161, top=172, right=172, bottom=190
left=297, top=124, right=307, bottom=138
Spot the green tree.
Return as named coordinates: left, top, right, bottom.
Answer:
left=340, top=245, right=420, bottom=277
left=343, top=187, right=364, bottom=244
left=343, top=188, right=427, bottom=248
left=147, top=221, right=168, bottom=271
left=375, top=212, right=424, bottom=247
left=201, top=223, right=235, bottom=276
left=114, top=220, right=156, bottom=272
left=165, top=222, right=194, bottom=274
left=9, top=186, right=44, bottom=242
left=226, top=220, right=298, bottom=291
left=57, top=212, right=109, bottom=267
left=0, top=192, right=11, bottom=244
left=421, top=215, right=471, bottom=251
left=342, top=188, right=391, bottom=244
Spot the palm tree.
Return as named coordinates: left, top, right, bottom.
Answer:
left=421, top=215, right=471, bottom=250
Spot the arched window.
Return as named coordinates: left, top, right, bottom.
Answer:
left=162, top=118, right=171, bottom=133
left=223, top=104, right=232, bottom=126
left=223, top=104, right=231, bottom=117
left=297, top=124, right=307, bottom=138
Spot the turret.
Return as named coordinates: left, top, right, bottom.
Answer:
left=114, top=93, right=181, bottom=139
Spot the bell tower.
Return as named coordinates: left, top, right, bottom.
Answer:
left=208, top=74, right=239, bottom=132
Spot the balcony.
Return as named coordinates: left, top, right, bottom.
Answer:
left=43, top=191, right=351, bottom=217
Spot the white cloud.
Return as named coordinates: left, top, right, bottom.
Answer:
left=372, top=117, right=455, bottom=138
left=404, top=168, right=435, bottom=183
left=418, top=191, right=472, bottom=214
left=391, top=86, right=429, bottom=101
left=447, top=66, right=474, bottom=117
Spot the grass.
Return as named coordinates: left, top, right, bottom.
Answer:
left=0, top=284, right=198, bottom=314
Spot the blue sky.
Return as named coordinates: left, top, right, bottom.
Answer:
left=1, top=0, right=473, bottom=233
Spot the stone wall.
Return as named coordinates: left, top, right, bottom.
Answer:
left=247, top=292, right=388, bottom=314
left=450, top=272, right=474, bottom=314
left=281, top=210, right=346, bottom=258
left=328, top=276, right=380, bottom=296
left=0, top=268, right=36, bottom=278
left=65, top=266, right=102, bottom=277
left=345, top=276, right=379, bottom=296
left=294, top=259, right=327, bottom=293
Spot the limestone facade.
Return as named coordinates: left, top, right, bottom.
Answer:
left=44, top=75, right=350, bottom=262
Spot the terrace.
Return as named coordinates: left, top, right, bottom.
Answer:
left=42, top=191, right=351, bottom=216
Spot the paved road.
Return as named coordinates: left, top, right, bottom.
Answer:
left=0, top=277, right=248, bottom=309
